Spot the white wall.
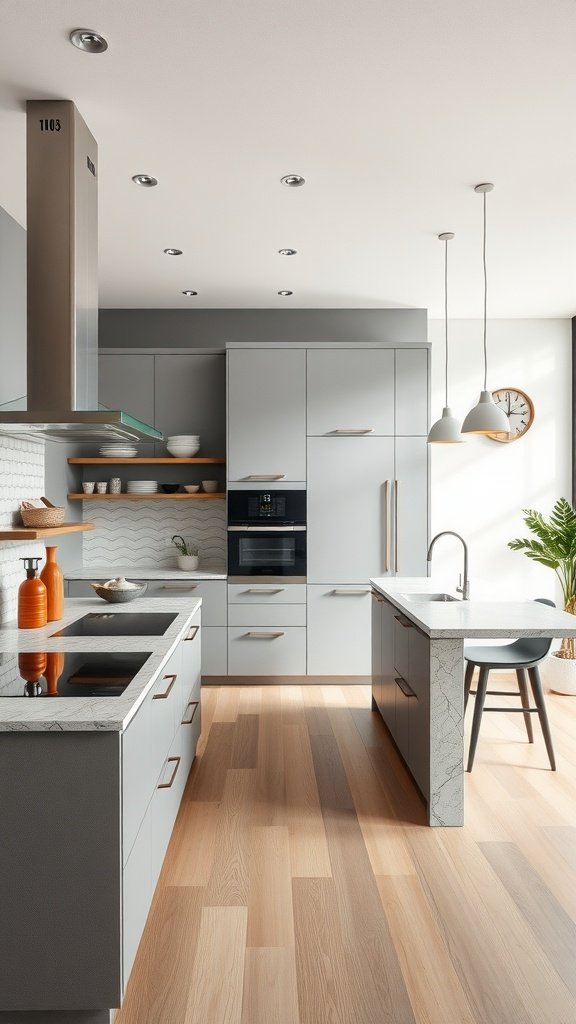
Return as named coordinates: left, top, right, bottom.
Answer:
left=428, top=318, right=571, bottom=605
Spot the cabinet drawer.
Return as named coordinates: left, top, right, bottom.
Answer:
left=228, top=583, right=306, bottom=604
left=393, top=613, right=411, bottom=681
left=122, top=807, right=152, bottom=990
left=150, top=738, right=189, bottom=888
left=148, top=580, right=227, bottom=625
left=228, top=626, right=306, bottom=675
left=308, top=585, right=372, bottom=675
left=179, top=611, right=201, bottom=713
left=202, top=626, right=228, bottom=675
left=394, top=674, right=413, bottom=762
left=228, top=604, right=306, bottom=628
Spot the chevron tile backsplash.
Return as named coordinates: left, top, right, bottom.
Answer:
left=82, top=499, right=227, bottom=569
left=0, top=437, right=45, bottom=624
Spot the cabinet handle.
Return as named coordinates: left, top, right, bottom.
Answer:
left=244, top=631, right=285, bottom=639
left=332, top=588, right=371, bottom=595
left=394, top=479, right=399, bottom=573
left=394, top=614, right=414, bottom=629
left=332, top=428, right=374, bottom=434
left=243, top=474, right=286, bottom=480
left=395, top=676, right=416, bottom=698
left=185, top=625, right=199, bottom=642
left=160, top=584, right=198, bottom=591
left=244, top=587, right=285, bottom=595
left=153, top=673, right=177, bottom=699
left=157, top=756, right=181, bottom=789
left=182, top=700, right=200, bottom=725
left=384, top=479, right=391, bottom=573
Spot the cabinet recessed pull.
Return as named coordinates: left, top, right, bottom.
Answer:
left=394, top=676, right=416, bottom=698
left=185, top=625, right=199, bottom=641
left=394, top=479, right=399, bottom=572
left=153, top=673, right=177, bottom=699
left=332, top=428, right=374, bottom=434
left=160, top=584, right=198, bottom=591
left=244, top=631, right=285, bottom=639
left=332, top=588, right=370, bottom=595
left=394, top=614, right=413, bottom=628
left=384, top=479, right=391, bottom=573
left=244, top=587, right=285, bottom=595
left=181, top=700, right=200, bottom=725
left=243, top=474, right=286, bottom=480
left=157, top=755, right=181, bottom=789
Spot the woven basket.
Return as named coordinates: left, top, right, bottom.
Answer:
left=20, top=497, right=65, bottom=528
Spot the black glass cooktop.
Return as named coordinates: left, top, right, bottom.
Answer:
left=0, top=651, right=152, bottom=698
left=51, top=611, right=178, bottom=639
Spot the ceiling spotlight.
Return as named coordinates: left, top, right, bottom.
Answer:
left=69, top=29, right=108, bottom=53
left=278, top=290, right=293, bottom=296
left=281, top=174, right=305, bottom=187
left=182, top=290, right=198, bottom=296
left=278, top=248, right=297, bottom=256
left=163, top=248, right=183, bottom=256
left=132, top=174, right=158, bottom=187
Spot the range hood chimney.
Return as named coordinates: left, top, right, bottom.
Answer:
left=0, top=100, right=162, bottom=443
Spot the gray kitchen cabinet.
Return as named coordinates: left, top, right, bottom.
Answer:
left=307, top=584, right=372, bottom=675
left=379, top=597, right=396, bottom=735
left=228, top=625, right=306, bottom=675
left=154, top=353, right=226, bottom=457
left=394, top=348, right=429, bottom=435
left=408, top=624, right=431, bottom=799
left=202, top=626, right=227, bottom=675
left=306, top=348, right=394, bottom=436
left=98, top=353, right=155, bottom=430
left=307, top=436, right=395, bottom=584
left=394, top=436, right=429, bottom=576
left=371, top=590, right=383, bottom=708
left=227, top=348, right=306, bottom=482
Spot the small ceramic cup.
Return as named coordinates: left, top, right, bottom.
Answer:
left=109, top=477, right=122, bottom=494
left=82, top=482, right=95, bottom=494
left=201, top=480, right=219, bottom=493
left=96, top=481, right=108, bottom=494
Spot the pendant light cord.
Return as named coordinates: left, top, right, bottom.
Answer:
left=444, top=238, right=449, bottom=407
left=482, top=190, right=488, bottom=391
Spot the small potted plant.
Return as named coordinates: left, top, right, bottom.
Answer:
left=171, top=534, right=199, bottom=571
left=509, top=497, right=576, bottom=693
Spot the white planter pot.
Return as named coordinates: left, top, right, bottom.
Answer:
left=176, top=555, right=199, bottom=571
left=542, top=652, right=576, bottom=695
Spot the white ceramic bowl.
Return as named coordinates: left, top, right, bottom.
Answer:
left=183, top=484, right=200, bottom=493
left=167, top=435, right=200, bottom=441
left=201, top=479, right=219, bottom=493
left=167, top=444, right=200, bottom=458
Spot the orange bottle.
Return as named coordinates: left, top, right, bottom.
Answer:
left=40, top=545, right=64, bottom=621
left=18, top=557, right=47, bottom=629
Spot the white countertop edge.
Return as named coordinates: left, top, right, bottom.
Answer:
left=370, top=577, right=576, bottom=639
left=0, top=596, right=202, bottom=732
left=65, top=566, right=227, bottom=581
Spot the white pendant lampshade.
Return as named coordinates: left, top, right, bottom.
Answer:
left=427, top=232, right=464, bottom=444
left=462, top=183, right=510, bottom=438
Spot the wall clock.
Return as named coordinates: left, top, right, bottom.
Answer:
left=488, top=388, right=534, bottom=442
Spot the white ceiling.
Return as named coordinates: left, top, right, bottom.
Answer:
left=1, top=0, right=576, bottom=316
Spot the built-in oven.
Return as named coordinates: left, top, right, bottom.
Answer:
left=227, top=489, right=306, bottom=581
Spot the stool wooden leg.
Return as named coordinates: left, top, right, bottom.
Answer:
left=464, top=662, right=475, bottom=711
left=516, top=668, right=534, bottom=742
left=527, top=667, right=556, bottom=771
left=467, top=666, right=489, bottom=772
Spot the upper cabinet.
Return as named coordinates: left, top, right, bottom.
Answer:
left=307, top=348, right=394, bottom=435
left=99, top=354, right=155, bottom=428
left=154, top=354, right=226, bottom=456
left=227, top=348, right=306, bottom=482
left=394, top=348, right=429, bottom=435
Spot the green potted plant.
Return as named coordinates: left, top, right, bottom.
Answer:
left=171, top=534, right=199, bottom=571
left=509, top=496, right=576, bottom=693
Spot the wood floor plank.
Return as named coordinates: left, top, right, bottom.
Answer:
left=241, top=948, right=299, bottom=1024
left=283, top=722, right=332, bottom=878
left=543, top=825, right=576, bottom=871
left=185, top=906, right=248, bottom=1024
left=293, top=877, right=357, bottom=1024
left=231, top=714, right=260, bottom=769
left=212, top=685, right=242, bottom=723
left=162, top=801, right=220, bottom=886
left=187, top=721, right=235, bottom=801
left=247, top=825, right=295, bottom=947
left=253, top=687, right=286, bottom=826
left=204, top=768, right=256, bottom=906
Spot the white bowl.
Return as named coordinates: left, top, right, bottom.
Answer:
left=183, top=484, right=200, bottom=493
left=167, top=445, right=200, bottom=458
left=167, top=434, right=200, bottom=439
left=201, top=480, right=219, bottom=493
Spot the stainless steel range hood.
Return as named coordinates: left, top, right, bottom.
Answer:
left=0, top=100, right=162, bottom=443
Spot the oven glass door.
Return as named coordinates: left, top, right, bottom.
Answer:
left=228, top=529, right=306, bottom=578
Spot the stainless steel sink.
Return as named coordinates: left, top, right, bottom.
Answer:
left=401, top=592, right=459, bottom=602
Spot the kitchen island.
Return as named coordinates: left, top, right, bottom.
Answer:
left=370, top=577, right=576, bottom=827
left=0, top=596, right=202, bottom=1024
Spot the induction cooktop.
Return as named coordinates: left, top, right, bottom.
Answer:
left=0, top=651, right=152, bottom=698
left=50, top=611, right=178, bottom=638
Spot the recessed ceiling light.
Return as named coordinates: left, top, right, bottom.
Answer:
left=163, top=248, right=183, bottom=256
left=278, top=248, right=297, bottom=256
left=182, top=290, right=198, bottom=296
left=278, top=290, right=293, bottom=296
left=281, top=174, right=305, bottom=187
left=132, top=174, right=158, bottom=187
left=69, top=29, right=108, bottom=53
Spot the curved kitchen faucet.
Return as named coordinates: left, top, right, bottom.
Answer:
left=427, top=531, right=470, bottom=600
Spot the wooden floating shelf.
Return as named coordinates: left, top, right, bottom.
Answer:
left=67, top=493, right=226, bottom=501
left=0, top=523, right=96, bottom=541
left=67, top=457, right=226, bottom=465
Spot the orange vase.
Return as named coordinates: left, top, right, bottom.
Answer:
left=40, top=545, right=64, bottom=622
left=18, top=651, right=47, bottom=682
left=18, top=557, right=47, bottom=629
left=45, top=651, right=65, bottom=696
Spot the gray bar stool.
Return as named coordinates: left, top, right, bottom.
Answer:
left=464, top=598, right=556, bottom=772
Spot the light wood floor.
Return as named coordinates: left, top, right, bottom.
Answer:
left=116, top=678, right=576, bottom=1024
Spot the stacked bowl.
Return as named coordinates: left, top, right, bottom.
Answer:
left=166, top=434, right=200, bottom=457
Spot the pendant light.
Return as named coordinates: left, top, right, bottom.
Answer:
left=461, top=183, right=510, bottom=437
left=427, top=232, right=464, bottom=443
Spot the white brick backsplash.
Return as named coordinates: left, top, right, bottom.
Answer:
left=0, top=437, right=45, bottom=624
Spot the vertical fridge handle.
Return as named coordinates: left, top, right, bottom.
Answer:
left=384, top=480, right=391, bottom=573
left=394, top=479, right=399, bottom=574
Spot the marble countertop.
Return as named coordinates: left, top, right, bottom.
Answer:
left=65, top=566, right=227, bottom=581
left=370, top=577, right=576, bottom=639
left=0, top=596, right=201, bottom=732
